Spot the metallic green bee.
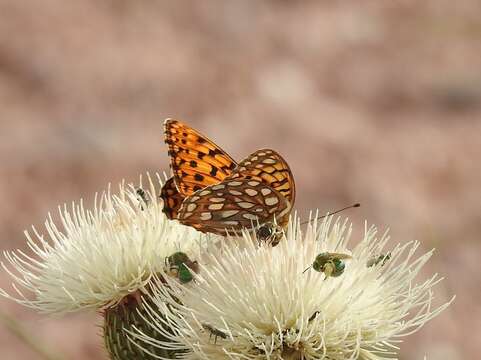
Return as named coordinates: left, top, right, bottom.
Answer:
left=165, top=252, right=199, bottom=283
left=366, top=253, right=391, bottom=268
left=202, top=324, right=228, bottom=344
left=303, top=252, right=352, bottom=278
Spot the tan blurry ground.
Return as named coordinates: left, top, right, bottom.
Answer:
left=0, top=1, right=480, bottom=359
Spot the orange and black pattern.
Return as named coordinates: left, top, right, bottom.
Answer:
left=225, top=148, right=295, bottom=208
left=159, top=177, right=185, bottom=219
left=160, top=119, right=296, bottom=237
left=177, top=177, right=292, bottom=236
left=164, top=119, right=237, bottom=196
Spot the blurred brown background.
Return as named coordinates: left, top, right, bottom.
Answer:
left=0, top=1, right=479, bottom=359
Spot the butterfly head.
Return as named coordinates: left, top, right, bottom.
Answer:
left=256, top=222, right=284, bottom=247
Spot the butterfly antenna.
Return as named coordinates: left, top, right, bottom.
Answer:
left=300, top=203, right=360, bottom=225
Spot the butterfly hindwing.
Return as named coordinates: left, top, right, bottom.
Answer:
left=227, top=148, right=296, bottom=207
left=160, top=177, right=185, bottom=219
left=164, top=119, right=237, bottom=196
left=177, top=178, right=291, bottom=236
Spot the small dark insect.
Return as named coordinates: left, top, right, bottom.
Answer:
left=366, top=253, right=391, bottom=268
left=165, top=252, right=199, bottom=283
left=303, top=252, right=352, bottom=278
left=202, top=324, right=228, bottom=344
left=136, top=188, right=149, bottom=210
left=308, top=310, right=321, bottom=322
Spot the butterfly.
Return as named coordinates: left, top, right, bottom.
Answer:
left=160, top=119, right=296, bottom=245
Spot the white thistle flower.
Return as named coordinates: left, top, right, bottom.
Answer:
left=134, top=216, right=453, bottom=360
left=0, top=174, right=211, bottom=314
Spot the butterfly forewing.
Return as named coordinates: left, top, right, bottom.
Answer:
left=227, top=148, right=296, bottom=207
left=164, top=119, right=238, bottom=196
left=177, top=178, right=291, bottom=236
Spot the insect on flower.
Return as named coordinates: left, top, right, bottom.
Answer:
left=303, top=252, right=352, bottom=278
left=136, top=188, right=149, bottom=210
left=366, top=252, right=391, bottom=267
left=308, top=310, right=321, bottom=322
left=202, top=324, right=228, bottom=344
left=159, top=119, right=296, bottom=246
left=165, top=251, right=199, bottom=283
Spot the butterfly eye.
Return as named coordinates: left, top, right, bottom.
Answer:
left=256, top=224, right=283, bottom=247
left=257, top=225, right=273, bottom=240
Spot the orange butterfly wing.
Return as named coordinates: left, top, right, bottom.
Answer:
left=177, top=178, right=291, bottom=236
left=163, top=119, right=238, bottom=196
left=226, top=148, right=296, bottom=208
left=161, top=121, right=296, bottom=236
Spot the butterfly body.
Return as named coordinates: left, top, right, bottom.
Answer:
left=160, top=119, right=295, bottom=244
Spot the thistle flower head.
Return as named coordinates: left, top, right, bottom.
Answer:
left=135, top=216, right=452, bottom=360
left=1, top=174, right=210, bottom=314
